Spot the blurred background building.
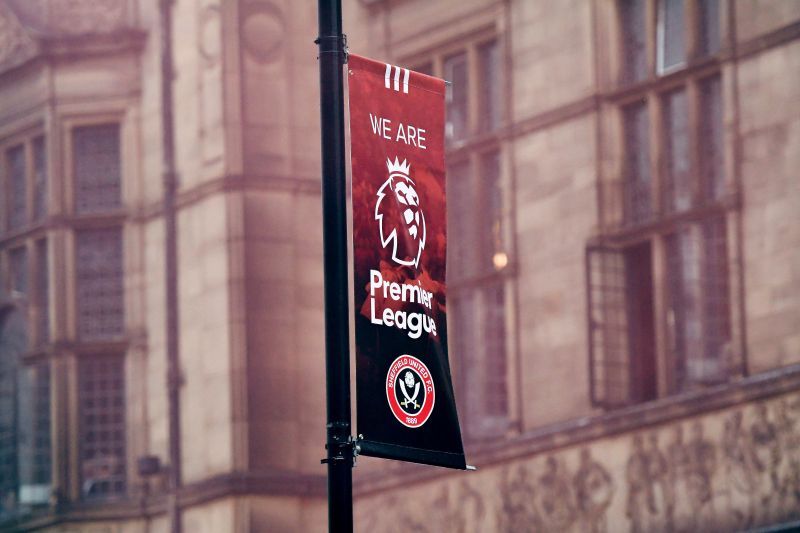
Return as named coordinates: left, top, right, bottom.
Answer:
left=0, top=0, right=798, bottom=531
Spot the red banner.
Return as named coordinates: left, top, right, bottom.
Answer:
left=348, top=54, right=466, bottom=469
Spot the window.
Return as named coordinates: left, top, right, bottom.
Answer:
left=592, top=3, right=738, bottom=407
left=658, top=0, right=686, bottom=73
left=663, top=89, right=690, bottom=213
left=76, top=228, right=124, bottom=340
left=620, top=0, right=647, bottom=83
left=478, top=41, right=501, bottom=133
left=9, top=246, right=28, bottom=297
left=15, top=362, right=51, bottom=507
left=666, top=216, right=730, bottom=387
left=449, top=152, right=509, bottom=435
left=413, top=35, right=511, bottom=437
left=619, top=0, right=723, bottom=84
left=697, top=0, right=721, bottom=56
left=73, top=124, right=121, bottom=214
left=587, top=243, right=657, bottom=407
left=3, top=134, right=48, bottom=232
left=443, top=52, right=468, bottom=144
left=0, top=118, right=127, bottom=518
left=623, top=101, right=652, bottom=224
left=35, top=240, right=49, bottom=344
left=0, top=129, right=52, bottom=519
left=0, top=299, right=52, bottom=518
left=7, top=145, right=26, bottom=230
left=699, top=75, right=724, bottom=200
left=33, top=137, right=47, bottom=221
left=70, top=119, right=128, bottom=504
left=79, top=356, right=126, bottom=499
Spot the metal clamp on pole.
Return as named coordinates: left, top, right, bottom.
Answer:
left=320, top=424, right=357, bottom=465
left=314, top=34, right=348, bottom=63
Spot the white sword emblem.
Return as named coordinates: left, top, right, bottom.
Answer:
left=399, top=377, right=420, bottom=410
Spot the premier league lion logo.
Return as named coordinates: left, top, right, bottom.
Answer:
left=375, top=157, right=426, bottom=268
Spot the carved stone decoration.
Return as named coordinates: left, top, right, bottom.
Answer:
left=498, top=464, right=541, bottom=532
left=356, top=392, right=800, bottom=533
left=199, top=4, right=221, bottom=68
left=48, top=0, right=126, bottom=35
left=241, top=1, right=285, bottom=63
left=6, top=0, right=126, bottom=36
left=0, top=3, right=37, bottom=72
left=574, top=448, right=614, bottom=533
left=535, top=456, right=577, bottom=531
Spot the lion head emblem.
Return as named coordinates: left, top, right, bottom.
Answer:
left=375, top=157, right=426, bottom=268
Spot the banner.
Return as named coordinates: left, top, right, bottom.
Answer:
left=347, top=54, right=466, bottom=469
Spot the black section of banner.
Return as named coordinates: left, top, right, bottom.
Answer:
left=359, top=439, right=466, bottom=470
left=355, top=313, right=465, bottom=461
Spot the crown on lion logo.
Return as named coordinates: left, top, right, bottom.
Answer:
left=386, top=157, right=411, bottom=179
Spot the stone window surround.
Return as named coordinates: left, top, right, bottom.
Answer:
left=0, top=112, right=132, bottom=513
left=402, top=27, right=519, bottom=443
left=588, top=0, right=744, bottom=408
left=616, top=0, right=724, bottom=84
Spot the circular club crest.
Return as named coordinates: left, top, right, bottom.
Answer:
left=386, top=355, right=435, bottom=428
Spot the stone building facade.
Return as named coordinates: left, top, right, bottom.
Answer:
left=0, top=0, right=797, bottom=532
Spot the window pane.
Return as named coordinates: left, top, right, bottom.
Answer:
left=73, top=124, right=121, bottom=214
left=478, top=40, right=501, bottom=132
left=444, top=52, right=468, bottom=143
left=668, top=221, right=731, bottom=389
left=700, top=76, right=725, bottom=201
left=10, top=247, right=28, bottom=296
left=701, top=216, right=730, bottom=370
left=698, top=0, right=721, bottom=56
left=33, top=137, right=46, bottom=221
left=7, top=145, right=26, bottom=230
left=0, top=306, right=29, bottom=516
left=79, top=356, right=126, bottom=499
left=76, top=228, right=124, bottom=340
left=36, top=240, right=49, bottom=344
left=658, top=0, right=685, bottom=72
left=663, top=89, right=691, bottom=213
left=483, top=283, right=507, bottom=417
left=0, top=317, right=21, bottom=517
left=587, top=247, right=632, bottom=407
left=621, top=0, right=647, bottom=83
left=480, top=151, right=505, bottom=272
left=454, top=284, right=508, bottom=436
left=667, top=227, right=703, bottom=390
left=623, top=102, right=652, bottom=225
left=16, top=362, right=51, bottom=505
left=448, top=160, right=476, bottom=280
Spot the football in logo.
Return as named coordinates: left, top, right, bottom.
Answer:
left=375, top=157, right=426, bottom=268
left=386, top=355, right=435, bottom=428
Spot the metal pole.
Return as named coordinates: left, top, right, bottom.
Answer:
left=159, top=0, right=182, bottom=531
left=316, top=0, right=354, bottom=531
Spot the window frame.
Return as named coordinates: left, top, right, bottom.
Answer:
left=0, top=122, right=54, bottom=517
left=405, top=31, right=519, bottom=441
left=61, top=115, right=130, bottom=503
left=616, top=0, right=726, bottom=86
left=1, top=128, right=48, bottom=237
left=591, top=1, right=742, bottom=407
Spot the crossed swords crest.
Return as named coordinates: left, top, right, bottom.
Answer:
left=399, top=370, right=420, bottom=410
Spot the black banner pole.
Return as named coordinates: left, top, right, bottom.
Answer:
left=316, top=1, right=354, bottom=532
